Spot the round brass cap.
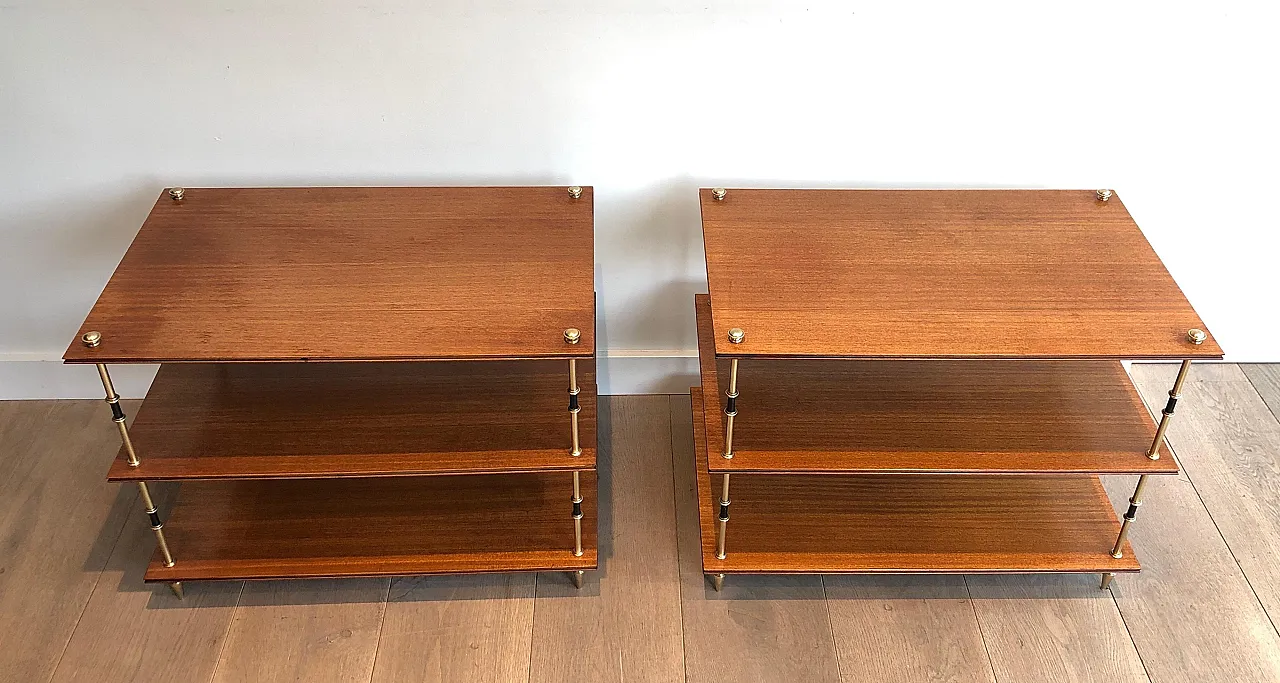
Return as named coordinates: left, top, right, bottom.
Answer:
left=727, top=328, right=745, bottom=344
left=567, top=186, right=583, bottom=199
left=564, top=328, right=582, bottom=344
left=1096, top=189, right=1113, bottom=202
left=1187, top=328, right=1207, bottom=345
left=81, top=330, right=102, bottom=348
left=169, top=187, right=185, bottom=200
left=711, top=188, right=727, bottom=201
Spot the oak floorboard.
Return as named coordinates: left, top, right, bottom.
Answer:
left=1241, top=364, right=1280, bottom=422
left=966, top=574, right=1148, bottom=683
left=370, top=574, right=535, bottom=683
left=49, top=482, right=242, bottom=683
left=1115, top=363, right=1280, bottom=681
left=1131, top=364, right=1280, bottom=625
left=528, top=396, right=684, bottom=683
left=0, top=401, right=134, bottom=683
left=210, top=579, right=388, bottom=683
left=671, top=394, right=841, bottom=683
left=823, top=575, right=995, bottom=683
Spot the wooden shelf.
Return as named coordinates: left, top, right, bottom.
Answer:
left=145, top=472, right=597, bottom=582
left=110, top=360, right=595, bottom=481
left=65, top=186, right=596, bottom=363
left=694, top=295, right=1176, bottom=475
left=690, top=389, right=1137, bottom=575
left=700, top=188, right=1221, bottom=360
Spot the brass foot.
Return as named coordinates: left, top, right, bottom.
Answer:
left=169, top=582, right=185, bottom=599
left=570, top=570, right=584, bottom=589
left=710, top=574, right=725, bottom=592
left=1100, top=573, right=1115, bottom=591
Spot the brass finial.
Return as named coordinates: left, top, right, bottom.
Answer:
left=1096, top=189, right=1113, bottom=202
left=567, top=186, right=582, bottom=199
left=169, top=187, right=185, bottom=201
left=712, top=188, right=727, bottom=201
left=81, top=331, right=102, bottom=348
left=727, top=328, right=745, bottom=344
left=1187, top=328, right=1207, bottom=345
left=564, top=328, right=582, bottom=344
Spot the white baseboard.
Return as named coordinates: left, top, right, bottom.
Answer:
left=0, top=351, right=699, bottom=399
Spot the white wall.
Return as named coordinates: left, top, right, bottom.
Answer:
left=2, top=1, right=1277, bottom=397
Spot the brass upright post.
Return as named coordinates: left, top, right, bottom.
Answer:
left=1145, top=359, right=1194, bottom=460
left=1110, top=474, right=1151, bottom=558
left=564, top=328, right=586, bottom=589
left=83, top=332, right=182, bottom=598
left=715, top=473, right=730, bottom=560
left=723, top=328, right=745, bottom=459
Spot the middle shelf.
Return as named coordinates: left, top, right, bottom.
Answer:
left=110, top=360, right=596, bottom=481
left=694, top=294, right=1175, bottom=475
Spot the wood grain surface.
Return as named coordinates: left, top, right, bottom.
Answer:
left=145, top=473, right=597, bottom=581
left=212, top=579, right=388, bottom=683
left=700, top=188, right=1221, bottom=359
left=694, top=295, right=1177, bottom=475
left=109, top=360, right=596, bottom=480
left=64, top=186, right=595, bottom=363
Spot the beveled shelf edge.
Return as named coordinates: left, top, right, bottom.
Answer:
left=145, top=550, right=599, bottom=582
left=107, top=449, right=600, bottom=482
left=64, top=349, right=597, bottom=364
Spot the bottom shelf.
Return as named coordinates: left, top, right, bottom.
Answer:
left=145, top=472, right=597, bottom=582
left=690, top=388, right=1138, bottom=575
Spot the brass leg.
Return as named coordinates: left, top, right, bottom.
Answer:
left=1145, top=360, right=1193, bottom=460
left=722, top=359, right=739, bottom=459
left=1100, top=573, right=1115, bottom=591
left=570, top=570, right=585, bottom=589
left=715, top=473, right=730, bottom=560
left=94, top=362, right=180, bottom=593
left=1110, top=475, right=1150, bottom=558
left=572, top=471, right=584, bottom=557
left=169, top=582, right=185, bottom=599
left=710, top=574, right=725, bottom=592
left=568, top=358, right=582, bottom=457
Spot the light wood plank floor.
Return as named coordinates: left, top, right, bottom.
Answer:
left=3, top=366, right=1280, bottom=682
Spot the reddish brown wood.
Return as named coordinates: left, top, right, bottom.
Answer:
left=694, top=296, right=1176, bottom=475
left=690, top=391, right=1136, bottom=574
left=700, top=189, right=1221, bottom=360
left=144, top=472, right=597, bottom=581
left=65, top=187, right=595, bottom=363
left=108, top=360, right=595, bottom=481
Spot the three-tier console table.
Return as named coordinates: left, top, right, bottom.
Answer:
left=689, top=188, right=1222, bottom=592
left=65, top=186, right=598, bottom=597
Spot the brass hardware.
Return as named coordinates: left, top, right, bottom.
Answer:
left=723, top=359, right=740, bottom=459
left=1146, top=360, right=1193, bottom=460
left=715, top=473, right=730, bottom=559
left=137, top=481, right=175, bottom=567
left=570, top=570, right=585, bottom=589
left=169, top=187, right=185, bottom=201
left=727, top=328, right=745, bottom=344
left=564, top=328, right=581, bottom=345
left=1187, top=329, right=1207, bottom=345
left=572, top=471, right=584, bottom=556
left=1101, top=573, right=1115, bottom=591
left=568, top=359, right=582, bottom=457
left=567, top=186, right=583, bottom=199
left=1096, top=189, right=1112, bottom=202
left=81, top=331, right=102, bottom=348
left=95, top=364, right=139, bottom=466
left=169, top=582, right=184, bottom=599
left=1111, top=474, right=1151, bottom=558
left=711, top=188, right=727, bottom=201
left=710, top=574, right=725, bottom=592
